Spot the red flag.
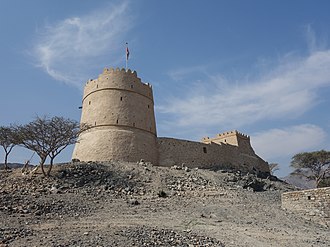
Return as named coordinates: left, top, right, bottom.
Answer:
left=126, top=46, right=130, bottom=60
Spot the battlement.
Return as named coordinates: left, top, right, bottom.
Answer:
left=99, top=67, right=140, bottom=82
left=202, top=130, right=249, bottom=143
left=217, top=130, right=249, bottom=139
left=85, top=68, right=152, bottom=88
left=103, top=67, right=137, bottom=76
left=83, top=68, right=154, bottom=102
left=85, top=68, right=137, bottom=83
left=201, top=130, right=254, bottom=155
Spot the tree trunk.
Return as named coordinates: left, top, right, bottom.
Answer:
left=316, top=171, right=326, bottom=188
left=4, top=152, right=9, bottom=170
left=40, top=156, right=47, bottom=177
left=47, top=157, right=54, bottom=176
left=3, top=146, right=14, bottom=171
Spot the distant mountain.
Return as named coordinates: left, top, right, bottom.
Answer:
left=282, top=174, right=315, bottom=189
left=282, top=168, right=325, bottom=189
left=0, top=163, right=25, bottom=169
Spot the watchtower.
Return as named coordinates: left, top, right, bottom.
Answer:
left=72, top=68, right=158, bottom=164
left=202, top=130, right=255, bottom=155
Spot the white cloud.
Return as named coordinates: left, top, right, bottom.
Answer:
left=32, top=1, right=132, bottom=87
left=251, top=124, right=327, bottom=160
left=158, top=49, right=330, bottom=130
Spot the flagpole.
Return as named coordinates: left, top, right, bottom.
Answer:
left=125, top=42, right=128, bottom=71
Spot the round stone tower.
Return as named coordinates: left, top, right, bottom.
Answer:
left=72, top=68, right=158, bottom=164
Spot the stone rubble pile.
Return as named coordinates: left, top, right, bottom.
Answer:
left=57, top=163, right=137, bottom=191
left=224, top=171, right=279, bottom=192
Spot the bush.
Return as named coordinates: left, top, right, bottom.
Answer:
left=158, top=190, right=167, bottom=198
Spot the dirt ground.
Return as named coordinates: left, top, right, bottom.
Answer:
left=0, top=162, right=329, bottom=247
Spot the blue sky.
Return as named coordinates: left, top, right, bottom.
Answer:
left=1, top=0, right=330, bottom=177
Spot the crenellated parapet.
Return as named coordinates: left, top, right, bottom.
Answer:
left=201, top=130, right=252, bottom=154
left=83, top=67, right=153, bottom=102
left=202, top=130, right=248, bottom=143
left=216, top=130, right=249, bottom=139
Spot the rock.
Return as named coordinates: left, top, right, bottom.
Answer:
left=128, top=199, right=140, bottom=205
left=49, top=185, right=60, bottom=194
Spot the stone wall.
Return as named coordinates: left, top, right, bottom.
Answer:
left=157, top=137, right=269, bottom=174
left=282, top=187, right=330, bottom=227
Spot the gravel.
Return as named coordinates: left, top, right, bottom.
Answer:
left=0, top=162, right=328, bottom=247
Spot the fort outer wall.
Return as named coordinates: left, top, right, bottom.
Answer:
left=72, top=68, right=269, bottom=175
left=72, top=68, right=158, bottom=164
left=282, top=187, right=330, bottom=227
left=157, top=136, right=270, bottom=175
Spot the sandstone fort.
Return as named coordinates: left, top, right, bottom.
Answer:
left=72, top=67, right=270, bottom=176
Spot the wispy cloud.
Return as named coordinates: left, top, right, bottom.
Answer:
left=158, top=49, right=330, bottom=133
left=251, top=124, right=327, bottom=176
left=251, top=124, right=327, bottom=160
left=305, top=24, right=328, bottom=52
left=32, top=1, right=132, bottom=87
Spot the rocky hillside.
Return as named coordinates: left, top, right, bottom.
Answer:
left=0, top=162, right=329, bottom=247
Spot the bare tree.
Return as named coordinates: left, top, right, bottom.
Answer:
left=17, top=116, right=87, bottom=176
left=269, top=163, right=279, bottom=175
left=0, top=126, right=19, bottom=170
left=291, top=150, right=330, bottom=187
left=46, top=116, right=85, bottom=176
